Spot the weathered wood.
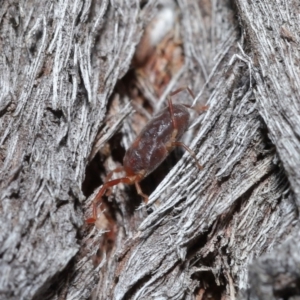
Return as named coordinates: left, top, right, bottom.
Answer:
left=235, top=1, right=300, bottom=299
left=236, top=0, right=300, bottom=208
left=0, top=0, right=299, bottom=299
left=0, top=0, right=150, bottom=299
left=78, top=0, right=297, bottom=299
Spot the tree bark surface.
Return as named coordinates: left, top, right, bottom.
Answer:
left=0, top=1, right=299, bottom=300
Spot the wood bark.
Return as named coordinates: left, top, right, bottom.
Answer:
left=0, top=0, right=299, bottom=300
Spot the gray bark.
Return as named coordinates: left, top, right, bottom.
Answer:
left=0, top=0, right=299, bottom=300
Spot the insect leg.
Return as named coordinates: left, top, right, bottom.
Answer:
left=105, top=167, right=125, bottom=197
left=170, top=86, right=195, bottom=100
left=172, top=141, right=203, bottom=170
left=170, top=87, right=208, bottom=112
left=86, top=177, right=134, bottom=224
left=134, top=180, right=149, bottom=204
left=183, top=103, right=209, bottom=113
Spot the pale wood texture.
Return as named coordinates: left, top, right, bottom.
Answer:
left=235, top=1, right=300, bottom=299
left=0, top=0, right=299, bottom=300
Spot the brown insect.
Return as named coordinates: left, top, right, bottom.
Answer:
left=86, top=87, right=206, bottom=224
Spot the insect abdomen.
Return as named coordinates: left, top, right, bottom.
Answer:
left=123, top=104, right=190, bottom=176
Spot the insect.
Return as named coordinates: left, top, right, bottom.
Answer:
left=86, top=87, right=206, bottom=224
